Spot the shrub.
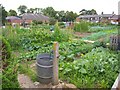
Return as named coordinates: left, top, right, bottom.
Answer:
left=32, top=20, right=43, bottom=25
left=2, top=27, right=21, bottom=50
left=0, top=36, right=11, bottom=60
left=2, top=58, right=20, bottom=88
left=52, top=22, right=72, bottom=42
left=74, top=20, right=89, bottom=32
left=58, top=22, right=65, bottom=28
left=49, top=18, right=56, bottom=25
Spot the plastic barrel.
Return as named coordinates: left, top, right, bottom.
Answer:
left=36, top=53, right=53, bottom=84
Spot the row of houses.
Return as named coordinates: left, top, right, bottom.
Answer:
left=6, top=13, right=120, bottom=26
left=76, top=14, right=120, bottom=24
left=6, top=13, right=49, bottom=25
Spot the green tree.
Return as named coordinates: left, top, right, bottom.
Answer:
left=0, top=4, right=8, bottom=25
left=29, top=8, right=35, bottom=13
left=27, top=9, right=30, bottom=13
left=65, top=11, right=78, bottom=21
left=17, top=5, right=27, bottom=15
left=79, top=9, right=87, bottom=15
left=90, top=9, right=97, bottom=15
left=8, top=9, right=17, bottom=16
left=41, top=7, right=57, bottom=18
left=79, top=9, right=97, bottom=15
left=56, top=10, right=66, bottom=21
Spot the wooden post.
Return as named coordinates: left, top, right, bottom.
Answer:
left=52, top=42, right=59, bottom=85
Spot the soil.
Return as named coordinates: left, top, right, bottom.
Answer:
left=18, top=74, right=78, bottom=89
left=18, top=61, right=78, bottom=89
left=74, top=32, right=92, bottom=38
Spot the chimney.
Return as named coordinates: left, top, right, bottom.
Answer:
left=101, top=12, right=103, bottom=15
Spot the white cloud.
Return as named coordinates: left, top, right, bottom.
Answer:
left=0, top=0, right=119, bottom=14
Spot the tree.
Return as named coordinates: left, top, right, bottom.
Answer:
left=79, top=9, right=97, bottom=15
left=17, top=5, right=27, bottom=15
left=8, top=9, right=17, bottom=16
left=27, top=9, right=30, bottom=13
left=29, top=8, right=35, bottom=13
left=0, top=4, right=8, bottom=25
left=41, top=7, right=57, bottom=18
left=56, top=10, right=66, bottom=21
left=101, top=12, right=104, bottom=15
left=91, top=9, right=97, bottom=15
left=65, top=11, right=78, bottom=22
left=79, top=9, right=87, bottom=15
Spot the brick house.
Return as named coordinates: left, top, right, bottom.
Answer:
left=6, top=13, right=49, bottom=25
left=110, top=15, right=120, bottom=24
left=6, top=16, right=23, bottom=25
left=21, top=13, right=49, bottom=24
left=76, top=14, right=115, bottom=23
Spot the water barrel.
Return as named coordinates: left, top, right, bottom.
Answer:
left=36, top=53, right=53, bottom=84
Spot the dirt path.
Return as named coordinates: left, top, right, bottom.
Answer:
left=74, top=32, right=92, bottom=38
left=18, top=73, right=78, bottom=89
left=18, top=58, right=78, bottom=89
left=18, top=74, right=36, bottom=88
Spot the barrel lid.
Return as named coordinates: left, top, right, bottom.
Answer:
left=37, top=53, right=53, bottom=60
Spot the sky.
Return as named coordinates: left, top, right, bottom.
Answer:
left=0, top=0, right=120, bottom=14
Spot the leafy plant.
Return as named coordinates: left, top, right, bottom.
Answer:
left=74, top=21, right=89, bottom=32
left=2, top=58, right=20, bottom=88
left=59, top=47, right=119, bottom=88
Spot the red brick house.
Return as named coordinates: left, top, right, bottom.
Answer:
left=21, top=13, right=49, bottom=24
left=6, top=16, right=23, bottom=25
left=6, top=13, right=50, bottom=25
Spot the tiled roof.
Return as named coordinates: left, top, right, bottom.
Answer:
left=100, top=14, right=114, bottom=18
left=78, top=14, right=114, bottom=18
left=78, top=15, right=99, bottom=18
left=6, top=16, right=21, bottom=20
left=110, top=15, right=120, bottom=20
left=21, top=13, right=49, bottom=21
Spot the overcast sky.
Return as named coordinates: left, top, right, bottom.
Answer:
left=1, top=0, right=120, bottom=14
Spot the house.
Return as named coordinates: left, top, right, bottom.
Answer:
left=76, top=14, right=115, bottom=23
left=100, top=14, right=114, bottom=23
left=110, top=15, right=120, bottom=24
left=76, top=15, right=100, bottom=23
left=6, top=16, right=23, bottom=25
left=6, top=13, right=49, bottom=25
left=21, top=13, right=49, bottom=24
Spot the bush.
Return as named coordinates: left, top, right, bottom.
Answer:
left=32, top=20, right=43, bottom=25
left=0, top=36, right=11, bottom=60
left=20, top=28, right=52, bottom=51
left=49, top=18, right=56, bottom=25
left=52, top=22, right=72, bottom=42
left=2, top=58, right=20, bottom=88
left=2, top=27, right=21, bottom=50
left=74, top=20, right=89, bottom=32
left=59, top=47, right=119, bottom=88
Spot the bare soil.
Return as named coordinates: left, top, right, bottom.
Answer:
left=18, top=61, right=78, bottom=89
left=74, top=32, right=92, bottom=38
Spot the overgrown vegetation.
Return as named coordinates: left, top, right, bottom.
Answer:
left=59, top=47, right=119, bottom=88
left=1, top=23, right=119, bottom=88
left=74, top=21, right=89, bottom=32
left=1, top=36, right=20, bottom=88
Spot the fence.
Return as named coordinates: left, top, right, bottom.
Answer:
left=110, top=35, right=120, bottom=50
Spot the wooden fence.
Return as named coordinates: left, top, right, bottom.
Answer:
left=110, top=35, right=120, bottom=50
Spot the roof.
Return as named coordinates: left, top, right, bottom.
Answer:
left=100, top=14, right=114, bottom=18
left=21, top=13, right=49, bottom=21
left=110, top=15, right=120, bottom=20
left=6, top=16, right=21, bottom=20
left=78, top=15, right=99, bottom=18
left=78, top=14, right=114, bottom=19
